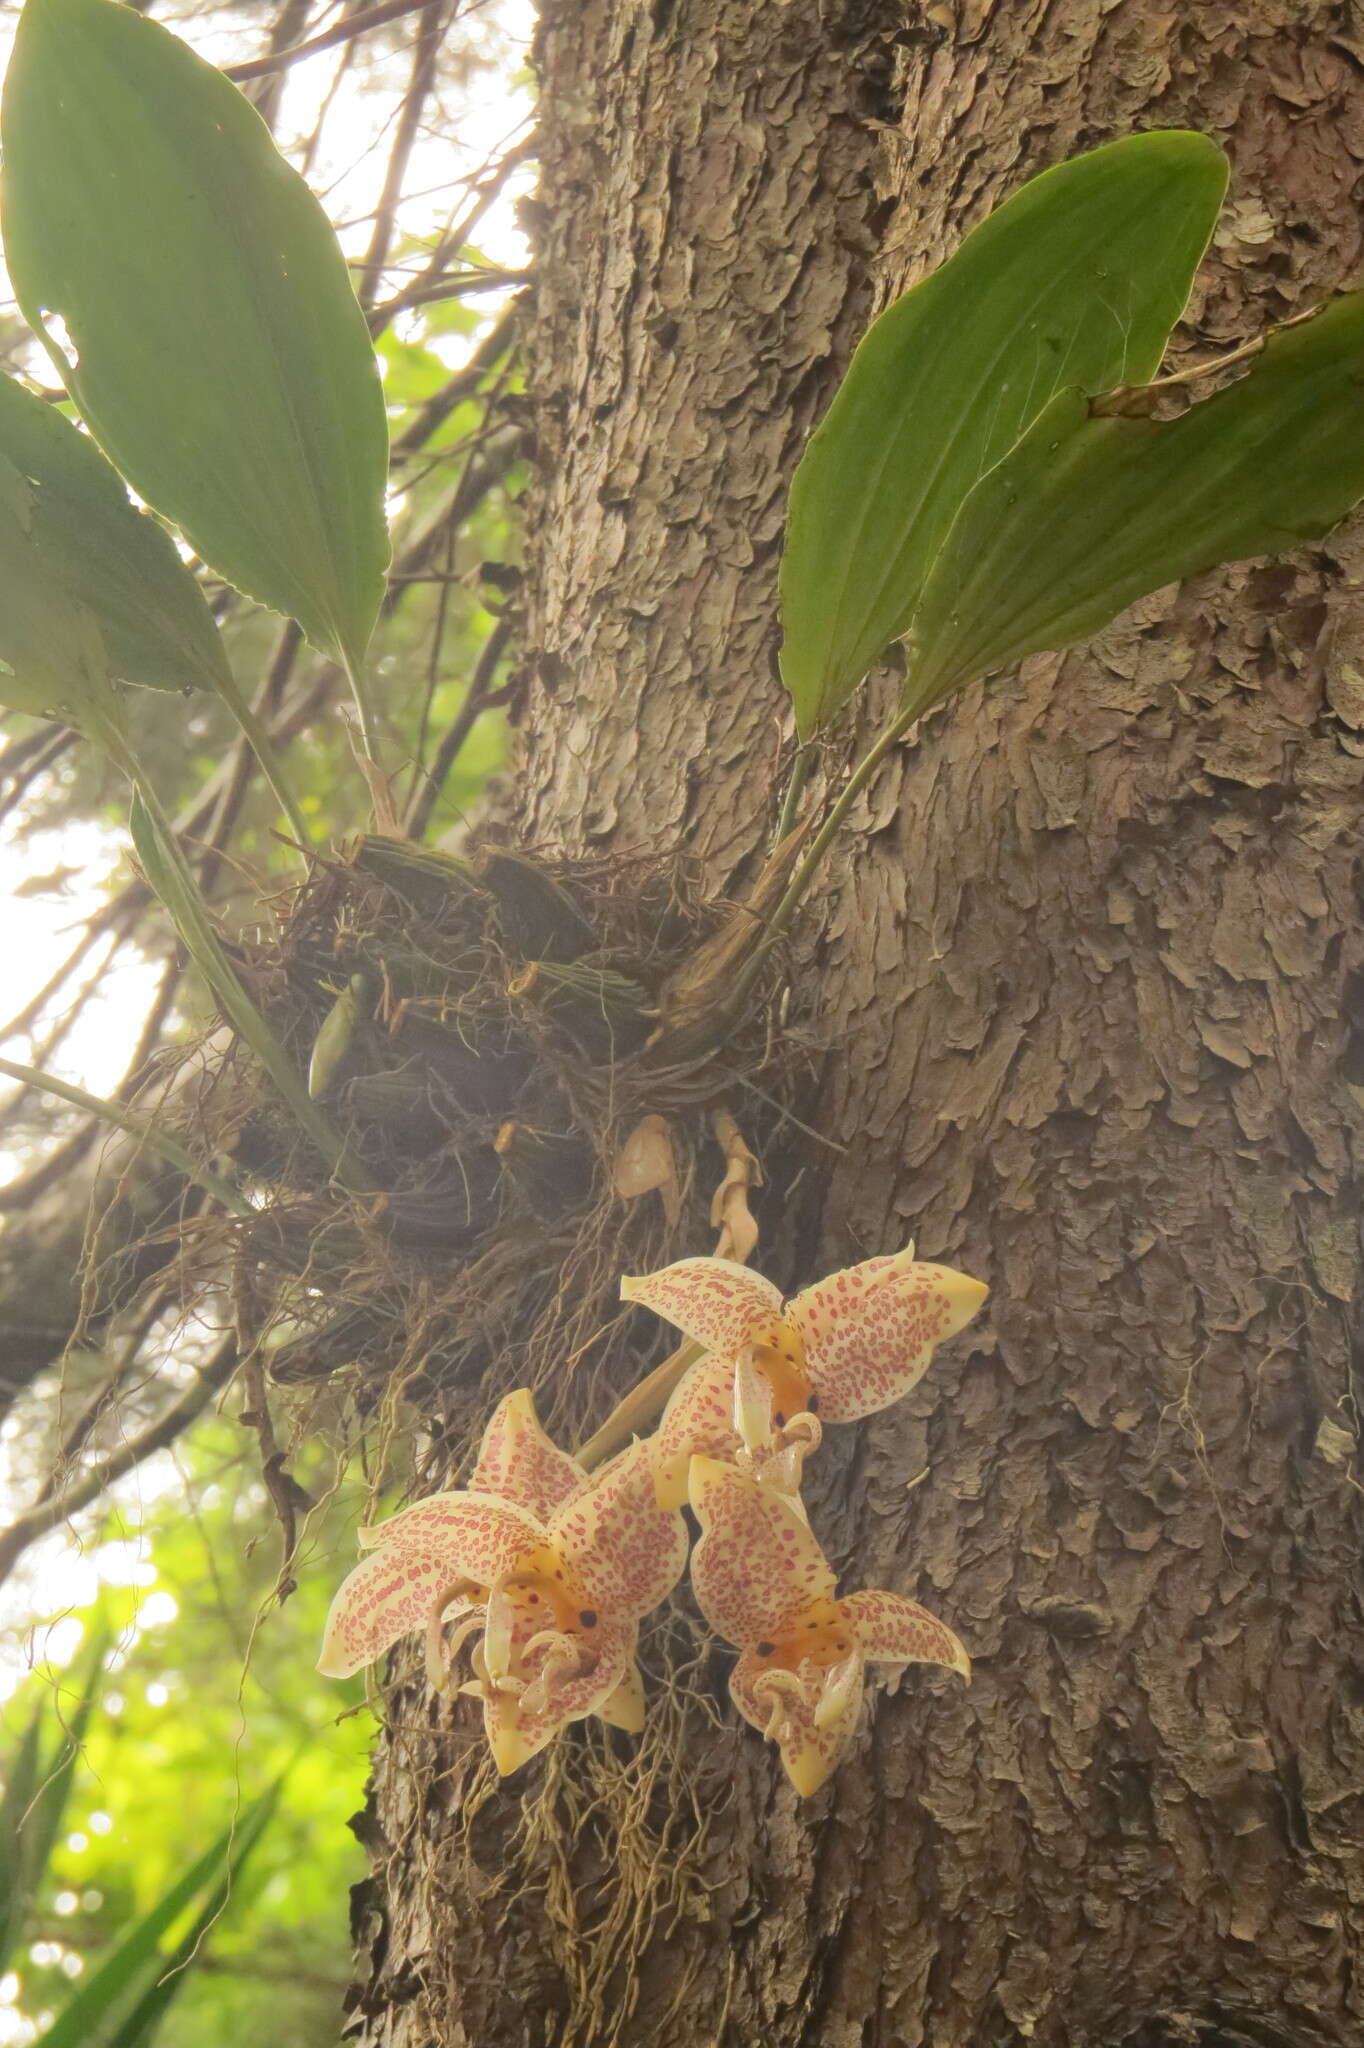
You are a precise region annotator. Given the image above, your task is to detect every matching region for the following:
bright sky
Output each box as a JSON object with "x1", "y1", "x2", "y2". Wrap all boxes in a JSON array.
[{"x1": 0, "y1": 0, "x2": 533, "y2": 1691}]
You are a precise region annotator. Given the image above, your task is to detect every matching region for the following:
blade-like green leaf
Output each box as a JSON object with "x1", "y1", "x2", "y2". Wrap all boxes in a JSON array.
[
  {"x1": 21, "y1": 1633, "x2": 109, "y2": 1926},
  {"x1": 104, "y1": 1785, "x2": 280, "y2": 2048},
  {"x1": 0, "y1": 373, "x2": 311, "y2": 840},
  {"x1": 908, "y1": 294, "x2": 1364, "y2": 705},
  {"x1": 0, "y1": 448, "x2": 114, "y2": 723},
  {"x1": 0, "y1": 374, "x2": 228, "y2": 696},
  {"x1": 779, "y1": 130, "x2": 1229, "y2": 736},
  {"x1": 0, "y1": 1634, "x2": 107, "y2": 1973},
  {"x1": 0, "y1": 1701, "x2": 45, "y2": 1972},
  {"x1": 1, "y1": 0, "x2": 390, "y2": 673},
  {"x1": 40, "y1": 1783, "x2": 280, "y2": 2048}
]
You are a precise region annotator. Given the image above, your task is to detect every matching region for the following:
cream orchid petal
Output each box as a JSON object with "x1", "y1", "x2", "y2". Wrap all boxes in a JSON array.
[
  {"x1": 482, "y1": 1615, "x2": 636, "y2": 1776},
  {"x1": 786, "y1": 1249, "x2": 987, "y2": 1424},
  {"x1": 652, "y1": 1352, "x2": 742, "y2": 1509},
  {"x1": 688, "y1": 1457, "x2": 838, "y2": 1647},
  {"x1": 841, "y1": 1588, "x2": 972, "y2": 1679},
  {"x1": 355, "y1": 1488, "x2": 544, "y2": 1561},
  {"x1": 468, "y1": 1389, "x2": 586, "y2": 1522},
  {"x1": 731, "y1": 1647, "x2": 865, "y2": 1797},
  {"x1": 547, "y1": 1437, "x2": 689, "y2": 1622},
  {"x1": 318, "y1": 1495, "x2": 540, "y2": 1679},
  {"x1": 620, "y1": 1256, "x2": 782, "y2": 1356},
  {"x1": 319, "y1": 1549, "x2": 457, "y2": 1681}
]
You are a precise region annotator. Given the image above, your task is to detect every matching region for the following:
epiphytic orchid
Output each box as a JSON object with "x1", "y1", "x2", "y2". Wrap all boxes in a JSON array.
[
  {"x1": 318, "y1": 1390, "x2": 688, "y2": 1774},
  {"x1": 689, "y1": 1456, "x2": 969, "y2": 1795},
  {"x1": 622, "y1": 1248, "x2": 987, "y2": 1506}
]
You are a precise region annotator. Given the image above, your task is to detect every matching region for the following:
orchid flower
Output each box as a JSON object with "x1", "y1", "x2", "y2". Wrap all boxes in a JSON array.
[
  {"x1": 622, "y1": 1248, "x2": 987, "y2": 1506},
  {"x1": 318, "y1": 1390, "x2": 688, "y2": 1774},
  {"x1": 688, "y1": 1457, "x2": 969, "y2": 1795}
]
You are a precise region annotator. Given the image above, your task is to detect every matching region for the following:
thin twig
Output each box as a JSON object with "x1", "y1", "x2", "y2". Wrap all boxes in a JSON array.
[
  {"x1": 355, "y1": 3, "x2": 448, "y2": 314},
  {"x1": 223, "y1": 0, "x2": 446, "y2": 81},
  {"x1": 404, "y1": 614, "x2": 511, "y2": 839},
  {"x1": 0, "y1": 1337, "x2": 240, "y2": 1593}
]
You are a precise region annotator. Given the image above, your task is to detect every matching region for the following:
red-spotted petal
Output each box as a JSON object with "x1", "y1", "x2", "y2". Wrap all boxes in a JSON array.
[
  {"x1": 354, "y1": 1489, "x2": 542, "y2": 1566},
  {"x1": 729, "y1": 1646, "x2": 865, "y2": 1796},
  {"x1": 467, "y1": 1389, "x2": 586, "y2": 1522},
  {"x1": 786, "y1": 1250, "x2": 987, "y2": 1424},
  {"x1": 547, "y1": 1438, "x2": 689, "y2": 1622},
  {"x1": 482, "y1": 1614, "x2": 636, "y2": 1775},
  {"x1": 688, "y1": 1457, "x2": 837, "y2": 1646},
  {"x1": 620, "y1": 1257, "x2": 781, "y2": 1355},
  {"x1": 319, "y1": 1493, "x2": 541, "y2": 1679},
  {"x1": 652, "y1": 1352, "x2": 742, "y2": 1507},
  {"x1": 841, "y1": 1588, "x2": 971, "y2": 1677}
]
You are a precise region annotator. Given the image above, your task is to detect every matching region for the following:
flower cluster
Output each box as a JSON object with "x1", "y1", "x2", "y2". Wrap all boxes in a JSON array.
[{"x1": 319, "y1": 1247, "x2": 985, "y2": 1794}]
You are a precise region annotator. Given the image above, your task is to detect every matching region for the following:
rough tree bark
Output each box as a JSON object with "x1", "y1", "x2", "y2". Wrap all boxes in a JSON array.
[{"x1": 348, "y1": 5, "x2": 1364, "y2": 2044}]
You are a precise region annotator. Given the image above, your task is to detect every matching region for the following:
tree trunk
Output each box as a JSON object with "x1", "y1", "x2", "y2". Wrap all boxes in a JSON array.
[{"x1": 346, "y1": 5, "x2": 1364, "y2": 2044}]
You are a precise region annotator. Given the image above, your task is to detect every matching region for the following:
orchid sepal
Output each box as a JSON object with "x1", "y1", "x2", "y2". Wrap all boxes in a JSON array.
[{"x1": 688, "y1": 1458, "x2": 970, "y2": 1797}]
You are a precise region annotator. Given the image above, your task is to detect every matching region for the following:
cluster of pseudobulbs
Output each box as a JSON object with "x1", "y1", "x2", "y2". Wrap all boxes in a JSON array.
[{"x1": 318, "y1": 1249, "x2": 986, "y2": 1794}]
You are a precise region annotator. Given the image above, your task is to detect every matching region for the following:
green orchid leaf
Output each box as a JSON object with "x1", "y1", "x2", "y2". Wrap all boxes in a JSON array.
[
  {"x1": 908, "y1": 293, "x2": 1364, "y2": 706},
  {"x1": 779, "y1": 130, "x2": 1229, "y2": 736},
  {"x1": 0, "y1": 446, "x2": 115, "y2": 723},
  {"x1": 1, "y1": 0, "x2": 390, "y2": 673},
  {"x1": 0, "y1": 373, "x2": 228, "y2": 696},
  {"x1": 0, "y1": 373, "x2": 311, "y2": 839}
]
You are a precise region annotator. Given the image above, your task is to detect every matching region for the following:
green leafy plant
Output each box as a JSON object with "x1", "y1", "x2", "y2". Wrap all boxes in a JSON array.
[
  {"x1": 751, "y1": 130, "x2": 1364, "y2": 1000},
  {"x1": 0, "y1": 1641, "x2": 280, "y2": 2048}
]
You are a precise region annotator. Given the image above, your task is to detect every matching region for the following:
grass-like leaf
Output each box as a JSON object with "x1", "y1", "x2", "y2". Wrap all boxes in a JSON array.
[
  {"x1": 0, "y1": 1634, "x2": 107, "y2": 1974},
  {"x1": 779, "y1": 131, "x2": 1228, "y2": 736},
  {"x1": 39, "y1": 1781, "x2": 280, "y2": 2048}
]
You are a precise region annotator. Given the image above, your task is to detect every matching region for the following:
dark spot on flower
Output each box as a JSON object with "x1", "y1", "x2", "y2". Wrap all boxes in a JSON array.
[
  {"x1": 579, "y1": 1609, "x2": 597, "y2": 1629},
  {"x1": 807, "y1": 1393, "x2": 820, "y2": 1413},
  {"x1": 773, "y1": 1410, "x2": 786, "y2": 1427},
  {"x1": 756, "y1": 1641, "x2": 774, "y2": 1657}
]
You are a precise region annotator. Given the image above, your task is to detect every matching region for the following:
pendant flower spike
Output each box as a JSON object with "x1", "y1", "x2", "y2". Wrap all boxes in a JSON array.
[
  {"x1": 318, "y1": 1390, "x2": 688, "y2": 1774},
  {"x1": 622, "y1": 1247, "x2": 987, "y2": 1505},
  {"x1": 689, "y1": 1457, "x2": 970, "y2": 1795}
]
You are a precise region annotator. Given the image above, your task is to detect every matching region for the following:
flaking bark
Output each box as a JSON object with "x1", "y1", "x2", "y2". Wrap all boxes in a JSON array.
[{"x1": 349, "y1": 5, "x2": 1364, "y2": 2044}]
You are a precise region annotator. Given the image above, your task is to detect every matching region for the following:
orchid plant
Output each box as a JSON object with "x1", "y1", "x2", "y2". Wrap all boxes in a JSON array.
[{"x1": 320, "y1": 1245, "x2": 986, "y2": 1794}]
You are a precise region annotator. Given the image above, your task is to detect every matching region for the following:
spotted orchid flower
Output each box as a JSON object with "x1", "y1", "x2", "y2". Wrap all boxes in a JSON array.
[
  {"x1": 318, "y1": 1391, "x2": 688, "y2": 1775},
  {"x1": 689, "y1": 1456, "x2": 969, "y2": 1796},
  {"x1": 622, "y1": 1248, "x2": 987, "y2": 1507}
]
